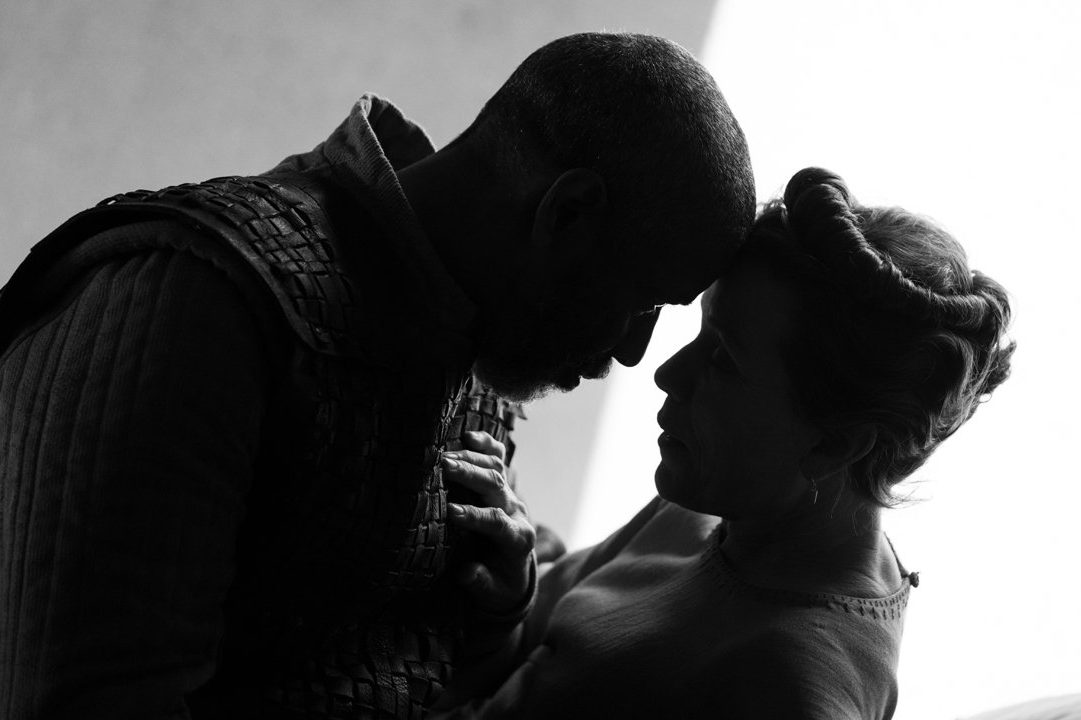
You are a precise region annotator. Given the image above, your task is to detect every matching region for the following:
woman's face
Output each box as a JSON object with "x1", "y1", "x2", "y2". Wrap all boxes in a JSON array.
[{"x1": 654, "y1": 260, "x2": 821, "y2": 520}]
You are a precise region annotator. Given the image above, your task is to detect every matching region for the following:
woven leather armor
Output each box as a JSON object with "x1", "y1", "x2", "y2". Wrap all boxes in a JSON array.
[{"x1": 0, "y1": 175, "x2": 523, "y2": 719}]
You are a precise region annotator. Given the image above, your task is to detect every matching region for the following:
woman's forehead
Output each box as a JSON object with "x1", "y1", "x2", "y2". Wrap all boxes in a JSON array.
[
  {"x1": 700, "y1": 279, "x2": 722, "y2": 311},
  {"x1": 702, "y1": 264, "x2": 798, "y2": 345}
]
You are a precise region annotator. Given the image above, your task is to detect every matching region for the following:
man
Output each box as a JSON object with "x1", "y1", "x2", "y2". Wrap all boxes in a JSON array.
[{"x1": 0, "y1": 32, "x2": 754, "y2": 719}]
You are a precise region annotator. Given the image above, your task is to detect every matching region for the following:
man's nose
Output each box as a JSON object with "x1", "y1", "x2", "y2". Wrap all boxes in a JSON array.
[{"x1": 611, "y1": 308, "x2": 661, "y2": 367}]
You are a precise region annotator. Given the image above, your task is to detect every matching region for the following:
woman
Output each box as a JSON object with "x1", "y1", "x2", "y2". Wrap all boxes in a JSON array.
[{"x1": 435, "y1": 168, "x2": 1015, "y2": 719}]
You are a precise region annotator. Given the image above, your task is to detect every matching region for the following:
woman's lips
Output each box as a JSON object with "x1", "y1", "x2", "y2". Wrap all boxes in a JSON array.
[
  {"x1": 657, "y1": 430, "x2": 684, "y2": 449},
  {"x1": 657, "y1": 406, "x2": 686, "y2": 450}
]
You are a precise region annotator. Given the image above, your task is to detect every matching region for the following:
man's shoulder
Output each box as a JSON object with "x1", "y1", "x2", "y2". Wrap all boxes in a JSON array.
[
  {"x1": 0, "y1": 172, "x2": 442, "y2": 366},
  {"x1": 0, "y1": 216, "x2": 286, "y2": 356},
  {"x1": 80, "y1": 175, "x2": 378, "y2": 358}
]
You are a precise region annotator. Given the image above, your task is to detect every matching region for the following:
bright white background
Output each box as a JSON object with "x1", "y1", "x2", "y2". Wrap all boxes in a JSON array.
[{"x1": 573, "y1": 2, "x2": 1081, "y2": 718}]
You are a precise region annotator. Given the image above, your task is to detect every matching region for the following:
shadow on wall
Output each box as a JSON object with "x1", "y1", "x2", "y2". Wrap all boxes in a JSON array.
[{"x1": 0, "y1": 0, "x2": 720, "y2": 542}]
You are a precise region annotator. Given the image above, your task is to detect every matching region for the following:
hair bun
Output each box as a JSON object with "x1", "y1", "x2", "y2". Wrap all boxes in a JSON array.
[
  {"x1": 746, "y1": 168, "x2": 1015, "y2": 508},
  {"x1": 782, "y1": 168, "x2": 873, "y2": 276},
  {"x1": 780, "y1": 167, "x2": 996, "y2": 334},
  {"x1": 783, "y1": 167, "x2": 854, "y2": 215}
]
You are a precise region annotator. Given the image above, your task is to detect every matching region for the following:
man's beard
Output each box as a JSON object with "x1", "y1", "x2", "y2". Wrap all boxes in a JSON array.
[
  {"x1": 472, "y1": 292, "x2": 616, "y2": 402},
  {"x1": 475, "y1": 347, "x2": 612, "y2": 402}
]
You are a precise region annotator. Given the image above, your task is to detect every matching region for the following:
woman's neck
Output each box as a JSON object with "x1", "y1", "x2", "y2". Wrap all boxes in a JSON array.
[{"x1": 719, "y1": 501, "x2": 903, "y2": 599}]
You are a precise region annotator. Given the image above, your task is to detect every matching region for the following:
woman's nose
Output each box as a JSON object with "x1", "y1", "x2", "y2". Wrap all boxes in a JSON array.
[{"x1": 654, "y1": 340, "x2": 695, "y2": 400}]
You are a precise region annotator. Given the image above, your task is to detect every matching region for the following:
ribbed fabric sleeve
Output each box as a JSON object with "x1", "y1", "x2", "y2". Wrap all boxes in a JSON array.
[{"x1": 0, "y1": 247, "x2": 269, "y2": 719}]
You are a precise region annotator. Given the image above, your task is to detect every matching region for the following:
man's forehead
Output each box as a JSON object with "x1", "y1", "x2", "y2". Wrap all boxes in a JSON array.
[
  {"x1": 628, "y1": 237, "x2": 729, "y2": 305},
  {"x1": 642, "y1": 267, "x2": 718, "y2": 306},
  {"x1": 626, "y1": 278, "x2": 692, "y2": 308}
]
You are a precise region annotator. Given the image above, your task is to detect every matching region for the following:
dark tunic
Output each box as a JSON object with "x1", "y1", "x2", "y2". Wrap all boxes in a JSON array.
[{"x1": 0, "y1": 95, "x2": 521, "y2": 719}]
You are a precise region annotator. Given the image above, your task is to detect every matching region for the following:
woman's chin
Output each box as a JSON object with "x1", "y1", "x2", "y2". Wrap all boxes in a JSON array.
[
  {"x1": 655, "y1": 460, "x2": 726, "y2": 517},
  {"x1": 654, "y1": 461, "x2": 688, "y2": 504}
]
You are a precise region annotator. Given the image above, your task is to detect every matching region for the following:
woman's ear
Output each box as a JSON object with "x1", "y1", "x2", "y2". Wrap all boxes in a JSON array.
[
  {"x1": 530, "y1": 168, "x2": 608, "y2": 254},
  {"x1": 800, "y1": 425, "x2": 878, "y2": 482}
]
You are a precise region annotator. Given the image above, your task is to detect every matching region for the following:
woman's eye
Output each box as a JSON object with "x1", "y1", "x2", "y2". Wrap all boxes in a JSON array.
[{"x1": 710, "y1": 345, "x2": 738, "y2": 372}]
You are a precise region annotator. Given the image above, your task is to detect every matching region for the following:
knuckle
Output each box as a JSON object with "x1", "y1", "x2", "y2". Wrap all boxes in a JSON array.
[
  {"x1": 520, "y1": 524, "x2": 537, "y2": 551},
  {"x1": 449, "y1": 503, "x2": 472, "y2": 523},
  {"x1": 466, "y1": 430, "x2": 493, "y2": 449},
  {"x1": 487, "y1": 468, "x2": 506, "y2": 490},
  {"x1": 494, "y1": 508, "x2": 514, "y2": 531}
]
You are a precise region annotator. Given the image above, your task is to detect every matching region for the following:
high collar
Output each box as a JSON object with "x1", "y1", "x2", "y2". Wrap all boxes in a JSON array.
[{"x1": 267, "y1": 94, "x2": 477, "y2": 343}]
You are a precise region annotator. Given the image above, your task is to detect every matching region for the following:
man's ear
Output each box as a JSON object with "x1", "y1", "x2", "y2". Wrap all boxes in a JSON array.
[
  {"x1": 800, "y1": 425, "x2": 878, "y2": 482},
  {"x1": 531, "y1": 168, "x2": 608, "y2": 253}
]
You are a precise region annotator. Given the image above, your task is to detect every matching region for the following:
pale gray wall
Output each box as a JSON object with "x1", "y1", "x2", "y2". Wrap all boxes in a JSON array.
[{"x1": 0, "y1": 0, "x2": 718, "y2": 541}]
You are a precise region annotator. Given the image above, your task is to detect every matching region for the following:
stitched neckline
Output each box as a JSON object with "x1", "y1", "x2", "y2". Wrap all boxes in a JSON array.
[{"x1": 700, "y1": 524, "x2": 913, "y2": 616}]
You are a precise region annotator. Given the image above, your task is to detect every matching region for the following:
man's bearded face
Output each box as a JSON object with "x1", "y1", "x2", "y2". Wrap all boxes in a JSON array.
[{"x1": 472, "y1": 278, "x2": 629, "y2": 401}]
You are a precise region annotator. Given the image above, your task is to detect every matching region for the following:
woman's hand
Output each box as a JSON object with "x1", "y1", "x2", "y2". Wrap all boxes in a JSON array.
[{"x1": 442, "y1": 430, "x2": 537, "y2": 615}]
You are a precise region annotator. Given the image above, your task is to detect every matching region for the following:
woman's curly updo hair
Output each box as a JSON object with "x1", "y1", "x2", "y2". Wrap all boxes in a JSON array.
[{"x1": 744, "y1": 168, "x2": 1015, "y2": 508}]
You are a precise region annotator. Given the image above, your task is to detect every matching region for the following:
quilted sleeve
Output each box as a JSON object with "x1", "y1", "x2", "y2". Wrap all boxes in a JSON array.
[{"x1": 0, "y1": 246, "x2": 272, "y2": 719}]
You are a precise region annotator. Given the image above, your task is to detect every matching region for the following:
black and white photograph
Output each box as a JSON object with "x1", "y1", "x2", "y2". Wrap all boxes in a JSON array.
[{"x1": 1, "y1": 2, "x2": 1077, "y2": 718}]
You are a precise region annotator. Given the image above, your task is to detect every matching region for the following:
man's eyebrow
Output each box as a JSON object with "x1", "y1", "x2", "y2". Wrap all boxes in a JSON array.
[
  {"x1": 644, "y1": 283, "x2": 702, "y2": 308},
  {"x1": 639, "y1": 281, "x2": 665, "y2": 304}
]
